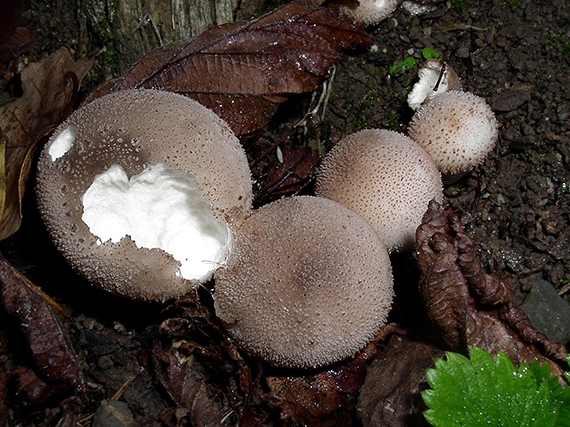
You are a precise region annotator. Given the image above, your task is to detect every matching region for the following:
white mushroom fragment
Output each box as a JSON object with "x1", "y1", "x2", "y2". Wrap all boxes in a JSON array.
[
  {"x1": 315, "y1": 129, "x2": 443, "y2": 252},
  {"x1": 214, "y1": 196, "x2": 393, "y2": 369},
  {"x1": 340, "y1": 0, "x2": 398, "y2": 26},
  {"x1": 407, "y1": 59, "x2": 462, "y2": 111},
  {"x1": 36, "y1": 89, "x2": 253, "y2": 301},
  {"x1": 407, "y1": 90, "x2": 499, "y2": 175}
]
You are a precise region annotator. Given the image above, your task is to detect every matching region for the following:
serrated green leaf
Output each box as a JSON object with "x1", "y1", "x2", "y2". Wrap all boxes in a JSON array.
[{"x1": 422, "y1": 346, "x2": 562, "y2": 427}]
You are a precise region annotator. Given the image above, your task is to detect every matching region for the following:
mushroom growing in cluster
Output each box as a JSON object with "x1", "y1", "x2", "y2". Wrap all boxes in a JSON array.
[
  {"x1": 315, "y1": 129, "x2": 443, "y2": 252},
  {"x1": 36, "y1": 89, "x2": 253, "y2": 301},
  {"x1": 407, "y1": 90, "x2": 499, "y2": 175},
  {"x1": 214, "y1": 196, "x2": 394, "y2": 369}
]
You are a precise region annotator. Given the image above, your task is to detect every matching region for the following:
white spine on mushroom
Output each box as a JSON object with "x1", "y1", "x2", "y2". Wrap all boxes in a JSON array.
[
  {"x1": 81, "y1": 162, "x2": 231, "y2": 282},
  {"x1": 48, "y1": 125, "x2": 77, "y2": 161}
]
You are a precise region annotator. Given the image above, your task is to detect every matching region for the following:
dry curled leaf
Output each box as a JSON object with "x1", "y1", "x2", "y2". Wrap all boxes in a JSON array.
[
  {"x1": 111, "y1": 0, "x2": 372, "y2": 135},
  {"x1": 0, "y1": 254, "x2": 86, "y2": 400},
  {"x1": 0, "y1": 46, "x2": 93, "y2": 240},
  {"x1": 416, "y1": 200, "x2": 568, "y2": 370}
]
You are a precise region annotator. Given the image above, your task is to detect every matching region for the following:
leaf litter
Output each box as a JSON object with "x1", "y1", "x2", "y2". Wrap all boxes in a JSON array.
[{"x1": 1, "y1": 0, "x2": 569, "y2": 425}]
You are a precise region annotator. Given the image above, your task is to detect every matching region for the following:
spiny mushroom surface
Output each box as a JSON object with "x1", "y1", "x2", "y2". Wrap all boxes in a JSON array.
[
  {"x1": 407, "y1": 90, "x2": 498, "y2": 175},
  {"x1": 315, "y1": 129, "x2": 443, "y2": 252},
  {"x1": 36, "y1": 89, "x2": 253, "y2": 301},
  {"x1": 340, "y1": 0, "x2": 398, "y2": 26},
  {"x1": 214, "y1": 196, "x2": 393, "y2": 369}
]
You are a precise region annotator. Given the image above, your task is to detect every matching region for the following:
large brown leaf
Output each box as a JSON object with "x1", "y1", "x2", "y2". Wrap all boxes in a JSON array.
[
  {"x1": 113, "y1": 0, "x2": 372, "y2": 135},
  {"x1": 0, "y1": 46, "x2": 93, "y2": 240}
]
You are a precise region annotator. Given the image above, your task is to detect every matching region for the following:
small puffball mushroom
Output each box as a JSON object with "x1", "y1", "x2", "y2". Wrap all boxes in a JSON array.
[
  {"x1": 315, "y1": 129, "x2": 443, "y2": 252},
  {"x1": 407, "y1": 59, "x2": 462, "y2": 111},
  {"x1": 36, "y1": 89, "x2": 253, "y2": 301},
  {"x1": 340, "y1": 0, "x2": 398, "y2": 26},
  {"x1": 214, "y1": 196, "x2": 393, "y2": 369},
  {"x1": 407, "y1": 90, "x2": 499, "y2": 175}
]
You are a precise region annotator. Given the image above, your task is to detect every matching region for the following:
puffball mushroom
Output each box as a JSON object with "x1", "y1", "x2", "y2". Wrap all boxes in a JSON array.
[
  {"x1": 214, "y1": 196, "x2": 393, "y2": 369},
  {"x1": 340, "y1": 0, "x2": 398, "y2": 26},
  {"x1": 315, "y1": 129, "x2": 443, "y2": 252},
  {"x1": 407, "y1": 59, "x2": 462, "y2": 111},
  {"x1": 407, "y1": 90, "x2": 499, "y2": 175},
  {"x1": 36, "y1": 89, "x2": 253, "y2": 301}
]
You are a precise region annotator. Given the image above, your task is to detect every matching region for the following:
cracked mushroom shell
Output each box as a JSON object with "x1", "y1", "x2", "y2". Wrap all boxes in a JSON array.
[{"x1": 36, "y1": 89, "x2": 253, "y2": 301}]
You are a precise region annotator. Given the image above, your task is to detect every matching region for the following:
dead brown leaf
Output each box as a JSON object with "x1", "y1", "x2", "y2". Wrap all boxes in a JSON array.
[
  {"x1": 357, "y1": 335, "x2": 444, "y2": 427},
  {"x1": 0, "y1": 0, "x2": 36, "y2": 92},
  {"x1": 264, "y1": 341, "x2": 376, "y2": 427},
  {"x1": 0, "y1": 254, "x2": 86, "y2": 400},
  {"x1": 0, "y1": 46, "x2": 93, "y2": 240},
  {"x1": 0, "y1": 331, "x2": 7, "y2": 427},
  {"x1": 111, "y1": 0, "x2": 372, "y2": 135},
  {"x1": 416, "y1": 200, "x2": 568, "y2": 371},
  {"x1": 154, "y1": 344, "x2": 231, "y2": 426},
  {"x1": 255, "y1": 146, "x2": 320, "y2": 204},
  {"x1": 155, "y1": 293, "x2": 270, "y2": 427}
]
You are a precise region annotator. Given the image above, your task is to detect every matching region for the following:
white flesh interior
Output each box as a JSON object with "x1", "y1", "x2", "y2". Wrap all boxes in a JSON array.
[
  {"x1": 48, "y1": 125, "x2": 77, "y2": 161},
  {"x1": 81, "y1": 162, "x2": 231, "y2": 282},
  {"x1": 407, "y1": 65, "x2": 450, "y2": 110}
]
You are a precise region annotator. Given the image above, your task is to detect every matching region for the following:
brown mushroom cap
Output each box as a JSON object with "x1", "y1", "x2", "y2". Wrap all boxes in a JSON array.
[
  {"x1": 315, "y1": 129, "x2": 443, "y2": 252},
  {"x1": 36, "y1": 89, "x2": 253, "y2": 301},
  {"x1": 214, "y1": 196, "x2": 393, "y2": 369},
  {"x1": 407, "y1": 90, "x2": 499, "y2": 175}
]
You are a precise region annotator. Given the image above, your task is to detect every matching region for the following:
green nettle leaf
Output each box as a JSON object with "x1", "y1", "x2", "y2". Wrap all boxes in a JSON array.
[{"x1": 422, "y1": 347, "x2": 570, "y2": 427}]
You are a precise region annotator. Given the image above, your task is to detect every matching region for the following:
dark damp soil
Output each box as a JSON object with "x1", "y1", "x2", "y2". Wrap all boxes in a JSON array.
[{"x1": 2, "y1": 0, "x2": 570, "y2": 426}]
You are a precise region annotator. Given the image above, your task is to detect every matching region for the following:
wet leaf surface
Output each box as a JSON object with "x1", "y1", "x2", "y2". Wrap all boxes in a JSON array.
[
  {"x1": 0, "y1": 254, "x2": 86, "y2": 401},
  {"x1": 0, "y1": 46, "x2": 92, "y2": 240},
  {"x1": 111, "y1": 0, "x2": 372, "y2": 135}
]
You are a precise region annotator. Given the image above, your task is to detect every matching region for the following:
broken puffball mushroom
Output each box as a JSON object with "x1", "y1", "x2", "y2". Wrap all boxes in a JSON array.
[
  {"x1": 36, "y1": 89, "x2": 253, "y2": 302},
  {"x1": 407, "y1": 90, "x2": 499, "y2": 175},
  {"x1": 340, "y1": 0, "x2": 398, "y2": 26},
  {"x1": 407, "y1": 59, "x2": 462, "y2": 111},
  {"x1": 315, "y1": 129, "x2": 443, "y2": 252},
  {"x1": 214, "y1": 196, "x2": 394, "y2": 369}
]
